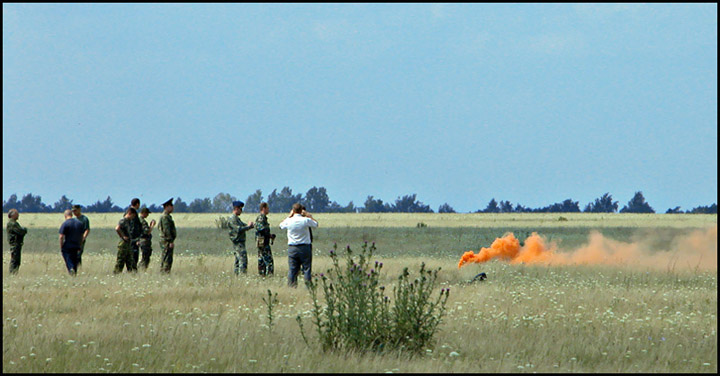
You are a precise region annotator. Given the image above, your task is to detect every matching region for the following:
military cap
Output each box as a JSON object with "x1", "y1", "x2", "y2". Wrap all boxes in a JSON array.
[
  {"x1": 232, "y1": 200, "x2": 244, "y2": 208},
  {"x1": 72, "y1": 204, "x2": 82, "y2": 210},
  {"x1": 162, "y1": 198, "x2": 174, "y2": 207},
  {"x1": 140, "y1": 207, "x2": 151, "y2": 214}
]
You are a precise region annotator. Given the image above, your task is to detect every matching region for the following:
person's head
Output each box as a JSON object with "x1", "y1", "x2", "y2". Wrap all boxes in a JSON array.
[
  {"x1": 130, "y1": 198, "x2": 140, "y2": 209},
  {"x1": 140, "y1": 207, "x2": 150, "y2": 218},
  {"x1": 71, "y1": 204, "x2": 82, "y2": 217},
  {"x1": 125, "y1": 207, "x2": 137, "y2": 219},
  {"x1": 63, "y1": 209, "x2": 73, "y2": 219},
  {"x1": 8, "y1": 208, "x2": 19, "y2": 220},
  {"x1": 259, "y1": 202, "x2": 269, "y2": 215},
  {"x1": 232, "y1": 201, "x2": 244, "y2": 215},
  {"x1": 292, "y1": 203, "x2": 303, "y2": 214},
  {"x1": 162, "y1": 198, "x2": 174, "y2": 213}
]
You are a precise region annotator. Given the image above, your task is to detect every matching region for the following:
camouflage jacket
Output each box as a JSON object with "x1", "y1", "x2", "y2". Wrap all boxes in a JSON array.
[
  {"x1": 6, "y1": 219, "x2": 27, "y2": 246},
  {"x1": 139, "y1": 217, "x2": 152, "y2": 240},
  {"x1": 255, "y1": 213, "x2": 270, "y2": 237},
  {"x1": 117, "y1": 217, "x2": 132, "y2": 244},
  {"x1": 228, "y1": 214, "x2": 252, "y2": 244},
  {"x1": 158, "y1": 213, "x2": 176, "y2": 243}
]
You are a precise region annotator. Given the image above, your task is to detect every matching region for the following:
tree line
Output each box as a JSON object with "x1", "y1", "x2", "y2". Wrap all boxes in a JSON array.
[{"x1": 2, "y1": 189, "x2": 717, "y2": 214}]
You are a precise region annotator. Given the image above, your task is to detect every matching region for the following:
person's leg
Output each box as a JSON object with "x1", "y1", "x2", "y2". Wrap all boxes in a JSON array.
[
  {"x1": 62, "y1": 250, "x2": 78, "y2": 275},
  {"x1": 130, "y1": 242, "x2": 140, "y2": 270},
  {"x1": 114, "y1": 243, "x2": 126, "y2": 274},
  {"x1": 140, "y1": 243, "x2": 152, "y2": 270},
  {"x1": 300, "y1": 244, "x2": 313, "y2": 284},
  {"x1": 264, "y1": 245, "x2": 274, "y2": 276},
  {"x1": 77, "y1": 241, "x2": 85, "y2": 269},
  {"x1": 287, "y1": 246, "x2": 300, "y2": 287},
  {"x1": 160, "y1": 242, "x2": 171, "y2": 273},
  {"x1": 9, "y1": 245, "x2": 21, "y2": 274},
  {"x1": 257, "y1": 237, "x2": 266, "y2": 275}
]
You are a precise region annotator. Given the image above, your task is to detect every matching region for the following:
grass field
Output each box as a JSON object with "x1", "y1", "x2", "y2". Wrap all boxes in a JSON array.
[{"x1": 3, "y1": 213, "x2": 717, "y2": 372}]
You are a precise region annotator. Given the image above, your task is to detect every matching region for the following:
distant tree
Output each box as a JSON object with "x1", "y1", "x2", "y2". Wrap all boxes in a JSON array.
[
  {"x1": 665, "y1": 206, "x2": 683, "y2": 214},
  {"x1": 619, "y1": 191, "x2": 655, "y2": 213},
  {"x1": 303, "y1": 186, "x2": 330, "y2": 212},
  {"x1": 244, "y1": 190, "x2": 263, "y2": 213},
  {"x1": 481, "y1": 198, "x2": 500, "y2": 213},
  {"x1": 327, "y1": 200, "x2": 357, "y2": 213},
  {"x1": 536, "y1": 199, "x2": 581, "y2": 213},
  {"x1": 148, "y1": 203, "x2": 164, "y2": 213},
  {"x1": 18, "y1": 193, "x2": 52, "y2": 212},
  {"x1": 52, "y1": 195, "x2": 74, "y2": 212},
  {"x1": 268, "y1": 187, "x2": 302, "y2": 213},
  {"x1": 3, "y1": 194, "x2": 19, "y2": 212},
  {"x1": 212, "y1": 192, "x2": 237, "y2": 213},
  {"x1": 173, "y1": 197, "x2": 189, "y2": 213},
  {"x1": 392, "y1": 194, "x2": 433, "y2": 213},
  {"x1": 438, "y1": 203, "x2": 456, "y2": 213},
  {"x1": 687, "y1": 203, "x2": 717, "y2": 214},
  {"x1": 86, "y1": 196, "x2": 122, "y2": 212},
  {"x1": 362, "y1": 196, "x2": 391, "y2": 213},
  {"x1": 499, "y1": 200, "x2": 514, "y2": 213},
  {"x1": 188, "y1": 198, "x2": 213, "y2": 213},
  {"x1": 514, "y1": 203, "x2": 531, "y2": 213},
  {"x1": 583, "y1": 193, "x2": 618, "y2": 213}
]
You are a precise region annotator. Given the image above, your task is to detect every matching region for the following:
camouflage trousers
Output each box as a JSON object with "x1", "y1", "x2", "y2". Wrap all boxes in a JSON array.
[
  {"x1": 9, "y1": 244, "x2": 22, "y2": 274},
  {"x1": 233, "y1": 242, "x2": 247, "y2": 275},
  {"x1": 160, "y1": 241, "x2": 174, "y2": 274},
  {"x1": 256, "y1": 237, "x2": 274, "y2": 276},
  {"x1": 138, "y1": 239, "x2": 152, "y2": 270},
  {"x1": 114, "y1": 240, "x2": 136, "y2": 273}
]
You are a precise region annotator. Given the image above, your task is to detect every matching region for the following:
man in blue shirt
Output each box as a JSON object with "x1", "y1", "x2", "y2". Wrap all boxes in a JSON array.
[{"x1": 59, "y1": 209, "x2": 85, "y2": 275}]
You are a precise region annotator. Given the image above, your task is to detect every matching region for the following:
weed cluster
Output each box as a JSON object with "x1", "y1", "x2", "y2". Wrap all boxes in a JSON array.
[
  {"x1": 215, "y1": 216, "x2": 230, "y2": 230},
  {"x1": 299, "y1": 242, "x2": 450, "y2": 355}
]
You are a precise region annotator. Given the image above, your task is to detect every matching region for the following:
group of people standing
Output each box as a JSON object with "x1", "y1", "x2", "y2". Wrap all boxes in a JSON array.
[
  {"x1": 5, "y1": 197, "x2": 319, "y2": 287},
  {"x1": 226, "y1": 200, "x2": 318, "y2": 287}
]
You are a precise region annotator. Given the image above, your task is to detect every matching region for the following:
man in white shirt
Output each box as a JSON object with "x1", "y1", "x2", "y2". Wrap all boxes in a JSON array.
[{"x1": 279, "y1": 203, "x2": 318, "y2": 287}]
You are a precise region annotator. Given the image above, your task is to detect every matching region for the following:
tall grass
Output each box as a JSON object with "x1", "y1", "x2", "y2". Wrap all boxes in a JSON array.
[{"x1": 2, "y1": 252, "x2": 716, "y2": 373}]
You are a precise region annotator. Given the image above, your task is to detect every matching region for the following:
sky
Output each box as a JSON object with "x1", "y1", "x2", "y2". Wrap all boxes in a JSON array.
[{"x1": 2, "y1": 3, "x2": 717, "y2": 212}]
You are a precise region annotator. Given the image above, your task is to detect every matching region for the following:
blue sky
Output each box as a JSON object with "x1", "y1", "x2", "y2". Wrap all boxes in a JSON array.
[{"x1": 3, "y1": 4, "x2": 717, "y2": 212}]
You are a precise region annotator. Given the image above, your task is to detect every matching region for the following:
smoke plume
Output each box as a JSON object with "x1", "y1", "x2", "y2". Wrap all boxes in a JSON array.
[{"x1": 458, "y1": 226, "x2": 717, "y2": 271}]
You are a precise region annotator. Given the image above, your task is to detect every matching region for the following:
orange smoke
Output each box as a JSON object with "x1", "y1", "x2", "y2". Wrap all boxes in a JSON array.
[
  {"x1": 458, "y1": 232, "x2": 555, "y2": 268},
  {"x1": 458, "y1": 226, "x2": 717, "y2": 271}
]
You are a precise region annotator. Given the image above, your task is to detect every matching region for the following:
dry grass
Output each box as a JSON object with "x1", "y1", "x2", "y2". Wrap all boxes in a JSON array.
[
  {"x1": 3, "y1": 252, "x2": 716, "y2": 373},
  {"x1": 4, "y1": 212, "x2": 716, "y2": 229}
]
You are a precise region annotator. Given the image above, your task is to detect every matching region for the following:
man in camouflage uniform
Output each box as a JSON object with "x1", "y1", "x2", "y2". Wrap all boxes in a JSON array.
[
  {"x1": 158, "y1": 198, "x2": 177, "y2": 274},
  {"x1": 128, "y1": 198, "x2": 143, "y2": 270},
  {"x1": 228, "y1": 200, "x2": 254, "y2": 275},
  {"x1": 255, "y1": 202, "x2": 274, "y2": 276},
  {"x1": 71, "y1": 205, "x2": 90, "y2": 268},
  {"x1": 114, "y1": 207, "x2": 137, "y2": 274},
  {"x1": 6, "y1": 209, "x2": 28, "y2": 274},
  {"x1": 138, "y1": 207, "x2": 156, "y2": 270}
]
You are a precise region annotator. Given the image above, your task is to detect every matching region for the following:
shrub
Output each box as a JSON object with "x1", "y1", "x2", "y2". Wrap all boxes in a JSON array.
[
  {"x1": 215, "y1": 216, "x2": 230, "y2": 230},
  {"x1": 298, "y1": 242, "x2": 450, "y2": 355}
]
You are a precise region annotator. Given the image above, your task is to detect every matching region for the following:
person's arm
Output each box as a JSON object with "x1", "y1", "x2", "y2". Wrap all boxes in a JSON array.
[
  {"x1": 149, "y1": 219, "x2": 156, "y2": 233},
  {"x1": 241, "y1": 221, "x2": 255, "y2": 232},
  {"x1": 59, "y1": 234, "x2": 65, "y2": 249},
  {"x1": 305, "y1": 214, "x2": 318, "y2": 227},
  {"x1": 116, "y1": 224, "x2": 129, "y2": 241},
  {"x1": 83, "y1": 229, "x2": 90, "y2": 242},
  {"x1": 279, "y1": 217, "x2": 289, "y2": 230}
]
